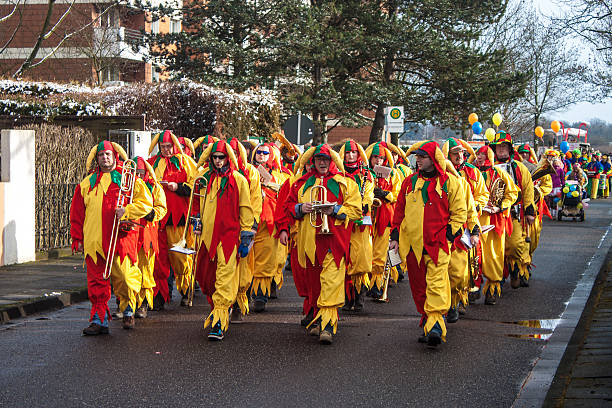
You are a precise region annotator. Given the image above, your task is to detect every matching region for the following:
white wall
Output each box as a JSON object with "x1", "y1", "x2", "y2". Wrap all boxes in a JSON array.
[{"x1": 0, "y1": 129, "x2": 35, "y2": 265}]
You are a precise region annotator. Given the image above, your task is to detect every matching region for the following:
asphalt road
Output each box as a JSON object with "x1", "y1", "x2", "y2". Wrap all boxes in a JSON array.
[{"x1": 1, "y1": 200, "x2": 611, "y2": 408}]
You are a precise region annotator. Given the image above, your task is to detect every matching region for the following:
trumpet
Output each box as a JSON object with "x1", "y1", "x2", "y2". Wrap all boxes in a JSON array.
[
  {"x1": 103, "y1": 159, "x2": 137, "y2": 280},
  {"x1": 375, "y1": 254, "x2": 392, "y2": 303},
  {"x1": 170, "y1": 175, "x2": 207, "y2": 307},
  {"x1": 309, "y1": 184, "x2": 333, "y2": 234}
]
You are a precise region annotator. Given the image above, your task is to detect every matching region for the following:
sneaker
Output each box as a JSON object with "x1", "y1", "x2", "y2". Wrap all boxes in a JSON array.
[
  {"x1": 468, "y1": 288, "x2": 481, "y2": 304},
  {"x1": 484, "y1": 291, "x2": 496, "y2": 305},
  {"x1": 447, "y1": 307, "x2": 459, "y2": 324},
  {"x1": 207, "y1": 323, "x2": 224, "y2": 341},
  {"x1": 135, "y1": 305, "x2": 148, "y2": 319},
  {"x1": 122, "y1": 315, "x2": 135, "y2": 330},
  {"x1": 230, "y1": 306, "x2": 244, "y2": 323},
  {"x1": 112, "y1": 308, "x2": 123, "y2": 319},
  {"x1": 342, "y1": 296, "x2": 354, "y2": 312},
  {"x1": 457, "y1": 302, "x2": 467, "y2": 315},
  {"x1": 253, "y1": 299, "x2": 266, "y2": 313},
  {"x1": 300, "y1": 309, "x2": 314, "y2": 327},
  {"x1": 520, "y1": 275, "x2": 529, "y2": 287},
  {"x1": 82, "y1": 323, "x2": 109, "y2": 336},
  {"x1": 269, "y1": 282, "x2": 278, "y2": 299},
  {"x1": 427, "y1": 322, "x2": 442, "y2": 348},
  {"x1": 180, "y1": 294, "x2": 189, "y2": 307},
  {"x1": 417, "y1": 333, "x2": 428, "y2": 343},
  {"x1": 308, "y1": 323, "x2": 320, "y2": 336},
  {"x1": 319, "y1": 329, "x2": 333, "y2": 345}
]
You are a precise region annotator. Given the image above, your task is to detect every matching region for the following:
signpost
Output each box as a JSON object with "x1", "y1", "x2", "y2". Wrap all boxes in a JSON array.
[
  {"x1": 385, "y1": 106, "x2": 404, "y2": 134},
  {"x1": 283, "y1": 113, "x2": 314, "y2": 145}
]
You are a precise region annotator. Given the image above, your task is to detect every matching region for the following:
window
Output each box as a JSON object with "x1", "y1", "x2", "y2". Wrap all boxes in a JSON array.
[
  {"x1": 170, "y1": 19, "x2": 181, "y2": 33},
  {"x1": 151, "y1": 20, "x2": 159, "y2": 34}
]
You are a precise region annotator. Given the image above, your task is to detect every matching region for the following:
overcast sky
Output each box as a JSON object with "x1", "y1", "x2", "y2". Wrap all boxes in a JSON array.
[{"x1": 535, "y1": 0, "x2": 611, "y2": 124}]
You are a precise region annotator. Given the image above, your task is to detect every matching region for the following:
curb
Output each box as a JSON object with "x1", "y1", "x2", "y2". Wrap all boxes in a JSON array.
[
  {"x1": 512, "y1": 221, "x2": 612, "y2": 408},
  {"x1": 0, "y1": 288, "x2": 88, "y2": 324}
]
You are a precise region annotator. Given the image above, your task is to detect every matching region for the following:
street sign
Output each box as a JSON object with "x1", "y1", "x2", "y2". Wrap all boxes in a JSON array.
[
  {"x1": 283, "y1": 113, "x2": 314, "y2": 145},
  {"x1": 385, "y1": 106, "x2": 404, "y2": 133}
]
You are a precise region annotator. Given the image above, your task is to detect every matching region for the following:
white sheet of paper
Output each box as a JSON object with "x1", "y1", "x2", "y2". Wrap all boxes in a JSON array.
[
  {"x1": 460, "y1": 228, "x2": 473, "y2": 249},
  {"x1": 388, "y1": 248, "x2": 402, "y2": 267},
  {"x1": 373, "y1": 165, "x2": 392, "y2": 179},
  {"x1": 257, "y1": 164, "x2": 272, "y2": 184},
  {"x1": 481, "y1": 224, "x2": 495, "y2": 234}
]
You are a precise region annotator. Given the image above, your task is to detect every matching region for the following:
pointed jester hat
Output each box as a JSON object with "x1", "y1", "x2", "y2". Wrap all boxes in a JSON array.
[
  {"x1": 177, "y1": 137, "x2": 195, "y2": 158},
  {"x1": 442, "y1": 137, "x2": 476, "y2": 161},
  {"x1": 405, "y1": 140, "x2": 447, "y2": 175},
  {"x1": 517, "y1": 143, "x2": 537, "y2": 164},
  {"x1": 86, "y1": 141, "x2": 128, "y2": 171},
  {"x1": 193, "y1": 134, "x2": 219, "y2": 150},
  {"x1": 365, "y1": 141, "x2": 395, "y2": 167},
  {"x1": 380, "y1": 141, "x2": 408, "y2": 164},
  {"x1": 197, "y1": 139, "x2": 239, "y2": 170},
  {"x1": 133, "y1": 156, "x2": 157, "y2": 181},
  {"x1": 338, "y1": 139, "x2": 368, "y2": 165},
  {"x1": 470, "y1": 145, "x2": 495, "y2": 167},
  {"x1": 301, "y1": 144, "x2": 345, "y2": 174},
  {"x1": 149, "y1": 130, "x2": 183, "y2": 156}
]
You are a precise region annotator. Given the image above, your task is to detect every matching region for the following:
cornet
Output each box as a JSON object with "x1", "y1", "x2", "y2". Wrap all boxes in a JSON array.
[
  {"x1": 309, "y1": 184, "x2": 335, "y2": 235},
  {"x1": 103, "y1": 159, "x2": 137, "y2": 280}
]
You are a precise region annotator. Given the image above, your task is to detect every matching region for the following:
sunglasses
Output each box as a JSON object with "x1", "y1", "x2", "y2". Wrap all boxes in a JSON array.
[
  {"x1": 212, "y1": 154, "x2": 226, "y2": 160},
  {"x1": 256, "y1": 150, "x2": 270, "y2": 155}
]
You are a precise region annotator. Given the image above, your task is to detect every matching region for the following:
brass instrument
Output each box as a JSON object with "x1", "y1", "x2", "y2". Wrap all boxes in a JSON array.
[
  {"x1": 170, "y1": 176, "x2": 207, "y2": 307},
  {"x1": 104, "y1": 159, "x2": 137, "y2": 280},
  {"x1": 375, "y1": 255, "x2": 392, "y2": 303},
  {"x1": 309, "y1": 184, "x2": 334, "y2": 234},
  {"x1": 531, "y1": 158, "x2": 556, "y2": 204},
  {"x1": 467, "y1": 246, "x2": 480, "y2": 289},
  {"x1": 371, "y1": 197, "x2": 382, "y2": 221},
  {"x1": 270, "y1": 131, "x2": 300, "y2": 157},
  {"x1": 484, "y1": 177, "x2": 506, "y2": 212}
]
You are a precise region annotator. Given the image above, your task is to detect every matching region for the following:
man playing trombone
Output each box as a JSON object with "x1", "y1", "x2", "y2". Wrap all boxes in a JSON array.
[{"x1": 70, "y1": 141, "x2": 153, "y2": 335}]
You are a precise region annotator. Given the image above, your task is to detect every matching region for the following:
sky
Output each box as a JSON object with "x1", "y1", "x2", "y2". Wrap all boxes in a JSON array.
[{"x1": 535, "y1": 0, "x2": 611, "y2": 124}]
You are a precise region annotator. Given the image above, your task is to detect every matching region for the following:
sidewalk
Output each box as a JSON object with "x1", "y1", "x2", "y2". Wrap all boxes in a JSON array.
[
  {"x1": 0, "y1": 254, "x2": 86, "y2": 323},
  {"x1": 544, "y1": 260, "x2": 612, "y2": 407}
]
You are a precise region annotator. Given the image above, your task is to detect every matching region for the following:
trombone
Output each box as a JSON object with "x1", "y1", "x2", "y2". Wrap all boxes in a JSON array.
[
  {"x1": 309, "y1": 184, "x2": 335, "y2": 234},
  {"x1": 170, "y1": 175, "x2": 208, "y2": 307},
  {"x1": 103, "y1": 159, "x2": 137, "y2": 280}
]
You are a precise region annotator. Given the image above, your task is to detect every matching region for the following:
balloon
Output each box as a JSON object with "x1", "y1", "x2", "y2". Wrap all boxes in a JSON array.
[
  {"x1": 468, "y1": 113, "x2": 478, "y2": 125},
  {"x1": 472, "y1": 121, "x2": 483, "y2": 134},
  {"x1": 492, "y1": 113, "x2": 503, "y2": 127},
  {"x1": 566, "y1": 192, "x2": 573, "y2": 198},
  {"x1": 484, "y1": 128, "x2": 495, "y2": 141},
  {"x1": 535, "y1": 126, "x2": 544, "y2": 138},
  {"x1": 551, "y1": 120, "x2": 561, "y2": 133},
  {"x1": 563, "y1": 187, "x2": 569, "y2": 194},
  {"x1": 553, "y1": 197, "x2": 560, "y2": 203},
  {"x1": 572, "y1": 191, "x2": 579, "y2": 198},
  {"x1": 560, "y1": 141, "x2": 569, "y2": 153},
  {"x1": 577, "y1": 203, "x2": 583, "y2": 210}
]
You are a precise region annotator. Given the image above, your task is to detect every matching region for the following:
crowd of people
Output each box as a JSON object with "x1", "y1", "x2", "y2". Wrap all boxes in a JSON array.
[{"x1": 69, "y1": 129, "x2": 607, "y2": 347}]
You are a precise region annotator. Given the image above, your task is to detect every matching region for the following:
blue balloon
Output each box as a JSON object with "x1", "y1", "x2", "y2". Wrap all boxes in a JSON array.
[
  {"x1": 566, "y1": 192, "x2": 572, "y2": 198},
  {"x1": 560, "y1": 141, "x2": 569, "y2": 153},
  {"x1": 472, "y1": 121, "x2": 483, "y2": 134},
  {"x1": 570, "y1": 185, "x2": 577, "y2": 191},
  {"x1": 553, "y1": 197, "x2": 560, "y2": 203}
]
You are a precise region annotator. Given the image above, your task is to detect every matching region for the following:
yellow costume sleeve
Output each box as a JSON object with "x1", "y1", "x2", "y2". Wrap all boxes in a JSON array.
[
  {"x1": 246, "y1": 164, "x2": 263, "y2": 224},
  {"x1": 462, "y1": 178, "x2": 480, "y2": 232},
  {"x1": 336, "y1": 176, "x2": 362, "y2": 223},
  {"x1": 517, "y1": 162, "x2": 535, "y2": 210},
  {"x1": 383, "y1": 170, "x2": 402, "y2": 203},
  {"x1": 180, "y1": 154, "x2": 198, "y2": 180},
  {"x1": 535, "y1": 174, "x2": 553, "y2": 197},
  {"x1": 235, "y1": 172, "x2": 255, "y2": 232},
  {"x1": 122, "y1": 178, "x2": 154, "y2": 221},
  {"x1": 446, "y1": 175, "x2": 468, "y2": 235},
  {"x1": 362, "y1": 176, "x2": 374, "y2": 209},
  {"x1": 151, "y1": 182, "x2": 167, "y2": 222},
  {"x1": 471, "y1": 170, "x2": 490, "y2": 212}
]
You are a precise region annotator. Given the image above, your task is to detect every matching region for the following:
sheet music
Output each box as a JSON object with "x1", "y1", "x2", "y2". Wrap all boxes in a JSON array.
[
  {"x1": 257, "y1": 164, "x2": 273, "y2": 184},
  {"x1": 373, "y1": 165, "x2": 392, "y2": 179},
  {"x1": 460, "y1": 228, "x2": 473, "y2": 249},
  {"x1": 388, "y1": 248, "x2": 402, "y2": 267}
]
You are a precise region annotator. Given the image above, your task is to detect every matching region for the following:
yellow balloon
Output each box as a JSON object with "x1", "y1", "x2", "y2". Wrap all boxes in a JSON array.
[
  {"x1": 468, "y1": 113, "x2": 478, "y2": 125},
  {"x1": 535, "y1": 126, "x2": 544, "y2": 138},
  {"x1": 551, "y1": 120, "x2": 561, "y2": 133},
  {"x1": 572, "y1": 191, "x2": 579, "y2": 198},
  {"x1": 563, "y1": 187, "x2": 569, "y2": 194},
  {"x1": 492, "y1": 113, "x2": 503, "y2": 127},
  {"x1": 485, "y1": 128, "x2": 495, "y2": 141}
]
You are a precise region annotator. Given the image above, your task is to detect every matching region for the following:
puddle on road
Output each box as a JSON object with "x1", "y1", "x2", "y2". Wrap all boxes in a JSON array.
[{"x1": 501, "y1": 319, "x2": 561, "y2": 341}]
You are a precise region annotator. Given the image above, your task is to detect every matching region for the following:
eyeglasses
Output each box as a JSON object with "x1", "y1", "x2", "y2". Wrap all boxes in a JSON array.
[
  {"x1": 212, "y1": 154, "x2": 226, "y2": 160},
  {"x1": 256, "y1": 150, "x2": 270, "y2": 155}
]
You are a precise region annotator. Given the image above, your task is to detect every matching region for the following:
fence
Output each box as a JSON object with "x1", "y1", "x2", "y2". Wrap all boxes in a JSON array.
[{"x1": 36, "y1": 183, "x2": 76, "y2": 251}]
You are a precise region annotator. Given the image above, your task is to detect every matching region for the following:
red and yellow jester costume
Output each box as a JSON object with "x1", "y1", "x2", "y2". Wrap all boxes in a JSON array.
[
  {"x1": 147, "y1": 130, "x2": 196, "y2": 306},
  {"x1": 339, "y1": 139, "x2": 374, "y2": 308},
  {"x1": 391, "y1": 141, "x2": 467, "y2": 344},
  {"x1": 284, "y1": 145, "x2": 361, "y2": 338},
  {"x1": 133, "y1": 157, "x2": 167, "y2": 312},
  {"x1": 70, "y1": 142, "x2": 153, "y2": 331},
  {"x1": 227, "y1": 137, "x2": 263, "y2": 315},
  {"x1": 193, "y1": 141, "x2": 254, "y2": 336},
  {"x1": 365, "y1": 142, "x2": 402, "y2": 295}
]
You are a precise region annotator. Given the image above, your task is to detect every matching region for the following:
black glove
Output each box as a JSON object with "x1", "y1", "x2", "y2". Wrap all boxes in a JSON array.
[
  {"x1": 144, "y1": 210, "x2": 155, "y2": 222},
  {"x1": 362, "y1": 204, "x2": 369, "y2": 215},
  {"x1": 373, "y1": 187, "x2": 389, "y2": 200},
  {"x1": 470, "y1": 224, "x2": 480, "y2": 237},
  {"x1": 175, "y1": 183, "x2": 191, "y2": 197},
  {"x1": 446, "y1": 225, "x2": 461, "y2": 242},
  {"x1": 390, "y1": 228, "x2": 399, "y2": 242}
]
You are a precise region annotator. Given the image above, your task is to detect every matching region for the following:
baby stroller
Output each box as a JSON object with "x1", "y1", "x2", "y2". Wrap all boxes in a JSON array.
[{"x1": 557, "y1": 180, "x2": 585, "y2": 222}]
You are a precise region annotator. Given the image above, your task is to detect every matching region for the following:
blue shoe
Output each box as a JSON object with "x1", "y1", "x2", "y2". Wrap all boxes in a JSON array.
[
  {"x1": 427, "y1": 322, "x2": 442, "y2": 348},
  {"x1": 207, "y1": 322, "x2": 224, "y2": 341}
]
